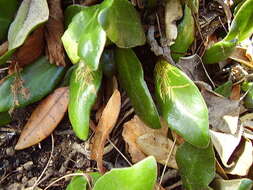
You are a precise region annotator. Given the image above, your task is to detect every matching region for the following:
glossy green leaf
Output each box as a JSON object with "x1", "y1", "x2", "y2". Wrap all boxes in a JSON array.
[
  {"x1": 0, "y1": 0, "x2": 17, "y2": 42},
  {"x1": 214, "y1": 81, "x2": 232, "y2": 97},
  {"x1": 0, "y1": 0, "x2": 49, "y2": 65},
  {"x1": 78, "y1": 10, "x2": 106, "y2": 70},
  {"x1": 66, "y1": 172, "x2": 102, "y2": 190},
  {"x1": 98, "y1": 0, "x2": 146, "y2": 48},
  {"x1": 62, "y1": 4, "x2": 107, "y2": 70},
  {"x1": 176, "y1": 142, "x2": 215, "y2": 190},
  {"x1": 211, "y1": 178, "x2": 253, "y2": 190},
  {"x1": 8, "y1": 0, "x2": 49, "y2": 50},
  {"x1": 68, "y1": 62, "x2": 102, "y2": 140},
  {"x1": 154, "y1": 59, "x2": 210, "y2": 148},
  {"x1": 0, "y1": 112, "x2": 12, "y2": 126},
  {"x1": 202, "y1": 39, "x2": 237, "y2": 64},
  {"x1": 115, "y1": 48, "x2": 161, "y2": 129},
  {"x1": 0, "y1": 57, "x2": 64, "y2": 112},
  {"x1": 224, "y1": 0, "x2": 253, "y2": 42},
  {"x1": 93, "y1": 156, "x2": 157, "y2": 190},
  {"x1": 171, "y1": 5, "x2": 195, "y2": 62}
]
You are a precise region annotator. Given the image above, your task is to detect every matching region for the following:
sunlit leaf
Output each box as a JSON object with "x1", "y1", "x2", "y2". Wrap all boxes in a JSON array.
[
  {"x1": 98, "y1": 0, "x2": 145, "y2": 48},
  {"x1": 93, "y1": 156, "x2": 157, "y2": 190},
  {"x1": 154, "y1": 59, "x2": 210, "y2": 148}
]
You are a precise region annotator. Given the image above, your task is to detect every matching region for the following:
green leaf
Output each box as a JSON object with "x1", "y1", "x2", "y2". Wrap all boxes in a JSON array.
[
  {"x1": 0, "y1": 0, "x2": 49, "y2": 65},
  {"x1": 171, "y1": 5, "x2": 195, "y2": 62},
  {"x1": 202, "y1": 39, "x2": 237, "y2": 64},
  {"x1": 154, "y1": 59, "x2": 210, "y2": 148},
  {"x1": 68, "y1": 62, "x2": 102, "y2": 140},
  {"x1": 176, "y1": 142, "x2": 215, "y2": 190},
  {"x1": 66, "y1": 172, "x2": 102, "y2": 190},
  {"x1": 98, "y1": 0, "x2": 146, "y2": 48},
  {"x1": 93, "y1": 156, "x2": 157, "y2": 190},
  {"x1": 8, "y1": 0, "x2": 49, "y2": 50},
  {"x1": 0, "y1": 57, "x2": 64, "y2": 112},
  {"x1": 62, "y1": 4, "x2": 107, "y2": 70},
  {"x1": 78, "y1": 8, "x2": 106, "y2": 70},
  {"x1": 225, "y1": 0, "x2": 253, "y2": 42},
  {"x1": 211, "y1": 178, "x2": 253, "y2": 190},
  {"x1": 214, "y1": 81, "x2": 233, "y2": 97},
  {"x1": 0, "y1": 0, "x2": 17, "y2": 42},
  {"x1": 241, "y1": 81, "x2": 253, "y2": 108}
]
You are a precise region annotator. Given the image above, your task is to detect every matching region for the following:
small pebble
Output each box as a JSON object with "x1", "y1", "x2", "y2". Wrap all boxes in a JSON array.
[
  {"x1": 6, "y1": 147, "x2": 15, "y2": 156},
  {"x1": 23, "y1": 161, "x2": 33, "y2": 170}
]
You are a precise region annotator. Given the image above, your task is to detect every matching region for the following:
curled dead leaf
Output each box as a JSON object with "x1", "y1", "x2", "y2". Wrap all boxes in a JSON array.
[
  {"x1": 91, "y1": 89, "x2": 121, "y2": 173},
  {"x1": 15, "y1": 87, "x2": 69, "y2": 150},
  {"x1": 225, "y1": 138, "x2": 253, "y2": 176},
  {"x1": 123, "y1": 115, "x2": 177, "y2": 168},
  {"x1": 45, "y1": 0, "x2": 65, "y2": 66},
  {"x1": 210, "y1": 127, "x2": 243, "y2": 167},
  {"x1": 13, "y1": 26, "x2": 45, "y2": 67}
]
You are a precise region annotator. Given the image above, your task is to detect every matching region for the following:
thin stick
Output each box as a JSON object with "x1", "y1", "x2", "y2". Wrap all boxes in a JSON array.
[
  {"x1": 159, "y1": 138, "x2": 177, "y2": 187},
  {"x1": 44, "y1": 173, "x2": 92, "y2": 190},
  {"x1": 32, "y1": 134, "x2": 54, "y2": 189},
  {"x1": 108, "y1": 138, "x2": 132, "y2": 166}
]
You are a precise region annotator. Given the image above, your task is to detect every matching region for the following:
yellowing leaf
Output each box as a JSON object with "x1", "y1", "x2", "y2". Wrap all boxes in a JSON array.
[{"x1": 15, "y1": 87, "x2": 69, "y2": 150}]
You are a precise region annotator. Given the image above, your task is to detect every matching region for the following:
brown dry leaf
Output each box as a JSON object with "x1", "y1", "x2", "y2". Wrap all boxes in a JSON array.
[
  {"x1": 122, "y1": 116, "x2": 177, "y2": 169},
  {"x1": 45, "y1": 0, "x2": 65, "y2": 66},
  {"x1": 137, "y1": 133, "x2": 177, "y2": 169},
  {"x1": 13, "y1": 26, "x2": 44, "y2": 67},
  {"x1": 91, "y1": 89, "x2": 121, "y2": 173},
  {"x1": 200, "y1": 85, "x2": 240, "y2": 134},
  {"x1": 165, "y1": 0, "x2": 183, "y2": 45},
  {"x1": 15, "y1": 87, "x2": 69, "y2": 150},
  {"x1": 0, "y1": 41, "x2": 8, "y2": 56},
  {"x1": 229, "y1": 47, "x2": 253, "y2": 68}
]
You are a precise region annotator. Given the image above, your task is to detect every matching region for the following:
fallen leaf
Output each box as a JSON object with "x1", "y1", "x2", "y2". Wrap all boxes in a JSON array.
[
  {"x1": 210, "y1": 127, "x2": 243, "y2": 167},
  {"x1": 123, "y1": 116, "x2": 177, "y2": 168},
  {"x1": 225, "y1": 138, "x2": 253, "y2": 176},
  {"x1": 91, "y1": 89, "x2": 121, "y2": 173},
  {"x1": 45, "y1": 0, "x2": 65, "y2": 66},
  {"x1": 229, "y1": 47, "x2": 253, "y2": 67},
  {"x1": 165, "y1": 0, "x2": 183, "y2": 45},
  {"x1": 13, "y1": 26, "x2": 44, "y2": 67},
  {"x1": 15, "y1": 87, "x2": 69, "y2": 150},
  {"x1": 200, "y1": 86, "x2": 240, "y2": 134},
  {"x1": 136, "y1": 133, "x2": 178, "y2": 169}
]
